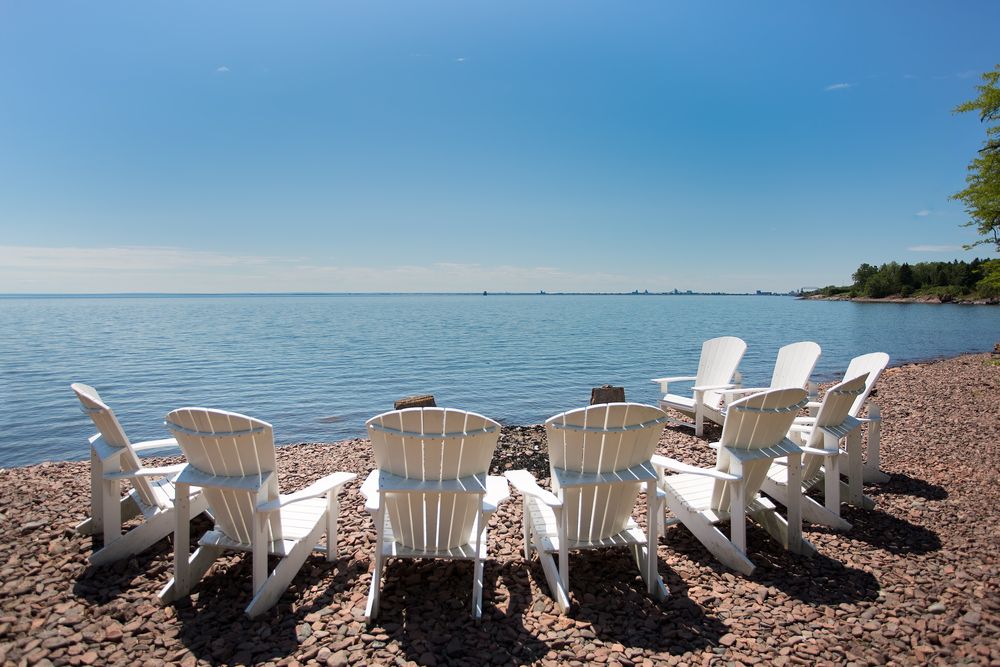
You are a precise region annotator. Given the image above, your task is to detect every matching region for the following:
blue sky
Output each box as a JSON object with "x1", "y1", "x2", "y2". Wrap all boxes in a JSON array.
[{"x1": 1, "y1": 1, "x2": 997, "y2": 293}]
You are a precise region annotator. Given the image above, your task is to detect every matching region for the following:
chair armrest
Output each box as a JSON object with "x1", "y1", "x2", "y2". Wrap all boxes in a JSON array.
[
  {"x1": 258, "y1": 471, "x2": 356, "y2": 512},
  {"x1": 504, "y1": 470, "x2": 561, "y2": 507},
  {"x1": 805, "y1": 401, "x2": 821, "y2": 409},
  {"x1": 130, "y1": 438, "x2": 181, "y2": 453},
  {"x1": 482, "y1": 475, "x2": 511, "y2": 512},
  {"x1": 651, "y1": 376, "x2": 696, "y2": 393},
  {"x1": 799, "y1": 446, "x2": 844, "y2": 458},
  {"x1": 359, "y1": 470, "x2": 379, "y2": 512},
  {"x1": 788, "y1": 423, "x2": 813, "y2": 434},
  {"x1": 103, "y1": 463, "x2": 186, "y2": 480},
  {"x1": 651, "y1": 376, "x2": 696, "y2": 384},
  {"x1": 691, "y1": 383, "x2": 737, "y2": 393},
  {"x1": 650, "y1": 454, "x2": 740, "y2": 481},
  {"x1": 720, "y1": 387, "x2": 769, "y2": 399}
]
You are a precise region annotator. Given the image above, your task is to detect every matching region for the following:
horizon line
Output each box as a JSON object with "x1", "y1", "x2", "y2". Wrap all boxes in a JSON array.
[{"x1": 0, "y1": 290, "x2": 796, "y2": 299}]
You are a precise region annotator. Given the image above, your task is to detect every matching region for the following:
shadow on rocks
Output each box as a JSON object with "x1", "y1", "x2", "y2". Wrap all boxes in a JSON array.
[
  {"x1": 369, "y1": 559, "x2": 551, "y2": 666},
  {"x1": 665, "y1": 523, "x2": 881, "y2": 606},
  {"x1": 527, "y1": 548, "x2": 727, "y2": 655},
  {"x1": 72, "y1": 540, "x2": 176, "y2": 606},
  {"x1": 836, "y1": 505, "x2": 943, "y2": 555},
  {"x1": 749, "y1": 549, "x2": 880, "y2": 606},
  {"x1": 166, "y1": 555, "x2": 368, "y2": 665},
  {"x1": 872, "y1": 472, "x2": 948, "y2": 501}
]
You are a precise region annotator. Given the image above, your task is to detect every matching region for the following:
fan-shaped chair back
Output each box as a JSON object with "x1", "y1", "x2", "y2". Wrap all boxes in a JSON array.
[
  {"x1": 71, "y1": 383, "x2": 160, "y2": 509},
  {"x1": 696, "y1": 336, "x2": 748, "y2": 410},
  {"x1": 164, "y1": 408, "x2": 280, "y2": 545},
  {"x1": 843, "y1": 352, "x2": 890, "y2": 416},
  {"x1": 770, "y1": 341, "x2": 821, "y2": 389},
  {"x1": 366, "y1": 407, "x2": 500, "y2": 551},
  {"x1": 546, "y1": 403, "x2": 667, "y2": 543},
  {"x1": 712, "y1": 388, "x2": 807, "y2": 511}
]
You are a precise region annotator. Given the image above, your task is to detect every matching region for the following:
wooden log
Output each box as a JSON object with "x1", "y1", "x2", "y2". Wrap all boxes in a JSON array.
[
  {"x1": 590, "y1": 385, "x2": 625, "y2": 405},
  {"x1": 394, "y1": 394, "x2": 437, "y2": 410}
]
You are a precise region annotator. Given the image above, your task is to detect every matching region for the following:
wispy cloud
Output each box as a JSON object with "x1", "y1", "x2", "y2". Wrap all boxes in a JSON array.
[
  {"x1": 455, "y1": 57, "x2": 466, "y2": 64},
  {"x1": 915, "y1": 209, "x2": 931, "y2": 217},
  {"x1": 824, "y1": 82, "x2": 853, "y2": 92},
  {"x1": 0, "y1": 245, "x2": 633, "y2": 293},
  {"x1": 906, "y1": 244, "x2": 962, "y2": 252},
  {"x1": 215, "y1": 65, "x2": 230, "y2": 74},
  {"x1": 903, "y1": 74, "x2": 918, "y2": 80}
]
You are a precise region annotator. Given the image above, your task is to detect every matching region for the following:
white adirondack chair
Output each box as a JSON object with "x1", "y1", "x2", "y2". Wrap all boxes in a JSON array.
[
  {"x1": 361, "y1": 408, "x2": 510, "y2": 621},
  {"x1": 801, "y1": 352, "x2": 891, "y2": 489},
  {"x1": 720, "y1": 341, "x2": 821, "y2": 406},
  {"x1": 71, "y1": 383, "x2": 210, "y2": 566},
  {"x1": 760, "y1": 374, "x2": 869, "y2": 530},
  {"x1": 652, "y1": 336, "x2": 747, "y2": 437},
  {"x1": 505, "y1": 403, "x2": 669, "y2": 614},
  {"x1": 157, "y1": 408, "x2": 355, "y2": 618},
  {"x1": 652, "y1": 388, "x2": 814, "y2": 575}
]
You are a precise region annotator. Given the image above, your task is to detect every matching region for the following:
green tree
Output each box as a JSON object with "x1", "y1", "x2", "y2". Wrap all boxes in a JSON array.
[
  {"x1": 952, "y1": 66, "x2": 1000, "y2": 252},
  {"x1": 852, "y1": 263, "x2": 878, "y2": 290},
  {"x1": 977, "y1": 259, "x2": 1000, "y2": 297}
]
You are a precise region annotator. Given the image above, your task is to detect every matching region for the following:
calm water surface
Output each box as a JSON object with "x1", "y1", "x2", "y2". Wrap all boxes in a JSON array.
[{"x1": 1, "y1": 294, "x2": 997, "y2": 466}]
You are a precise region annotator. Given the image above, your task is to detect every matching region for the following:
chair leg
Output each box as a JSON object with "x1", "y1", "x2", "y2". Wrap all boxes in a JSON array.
[
  {"x1": 862, "y1": 406, "x2": 890, "y2": 483},
  {"x1": 668, "y1": 495, "x2": 755, "y2": 575},
  {"x1": 536, "y1": 542, "x2": 570, "y2": 613},
  {"x1": 364, "y1": 505, "x2": 386, "y2": 623},
  {"x1": 471, "y1": 519, "x2": 485, "y2": 620},
  {"x1": 752, "y1": 508, "x2": 817, "y2": 558},
  {"x1": 246, "y1": 518, "x2": 326, "y2": 618},
  {"x1": 326, "y1": 495, "x2": 339, "y2": 562},
  {"x1": 761, "y1": 477, "x2": 851, "y2": 530},
  {"x1": 158, "y1": 544, "x2": 223, "y2": 605},
  {"x1": 823, "y1": 434, "x2": 843, "y2": 519},
  {"x1": 101, "y1": 478, "x2": 122, "y2": 547},
  {"x1": 845, "y1": 431, "x2": 866, "y2": 508},
  {"x1": 785, "y1": 452, "x2": 803, "y2": 552},
  {"x1": 89, "y1": 508, "x2": 173, "y2": 566},
  {"x1": 522, "y1": 497, "x2": 532, "y2": 560}
]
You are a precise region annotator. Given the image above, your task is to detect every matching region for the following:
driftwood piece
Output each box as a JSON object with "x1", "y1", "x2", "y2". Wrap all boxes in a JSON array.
[
  {"x1": 590, "y1": 385, "x2": 626, "y2": 405},
  {"x1": 394, "y1": 394, "x2": 437, "y2": 410}
]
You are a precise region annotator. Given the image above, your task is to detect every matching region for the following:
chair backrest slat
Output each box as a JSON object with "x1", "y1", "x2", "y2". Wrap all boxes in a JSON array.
[
  {"x1": 71, "y1": 383, "x2": 160, "y2": 509},
  {"x1": 711, "y1": 388, "x2": 806, "y2": 511},
  {"x1": 165, "y1": 408, "x2": 280, "y2": 546},
  {"x1": 546, "y1": 403, "x2": 666, "y2": 543}
]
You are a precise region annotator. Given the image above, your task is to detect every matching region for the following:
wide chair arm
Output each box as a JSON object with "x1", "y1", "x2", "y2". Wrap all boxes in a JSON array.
[
  {"x1": 720, "y1": 387, "x2": 770, "y2": 400},
  {"x1": 651, "y1": 375, "x2": 696, "y2": 394},
  {"x1": 483, "y1": 475, "x2": 511, "y2": 513},
  {"x1": 691, "y1": 383, "x2": 737, "y2": 394},
  {"x1": 102, "y1": 463, "x2": 187, "y2": 480},
  {"x1": 258, "y1": 471, "x2": 356, "y2": 513},
  {"x1": 650, "y1": 454, "x2": 740, "y2": 481},
  {"x1": 799, "y1": 445, "x2": 846, "y2": 458},
  {"x1": 130, "y1": 438, "x2": 181, "y2": 453},
  {"x1": 504, "y1": 470, "x2": 561, "y2": 507}
]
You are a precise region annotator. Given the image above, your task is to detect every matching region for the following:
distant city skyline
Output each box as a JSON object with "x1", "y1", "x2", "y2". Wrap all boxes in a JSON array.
[{"x1": 1, "y1": 2, "x2": 998, "y2": 293}]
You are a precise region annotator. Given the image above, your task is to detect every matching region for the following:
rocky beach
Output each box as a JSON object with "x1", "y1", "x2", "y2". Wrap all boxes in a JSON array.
[{"x1": 1, "y1": 353, "x2": 998, "y2": 666}]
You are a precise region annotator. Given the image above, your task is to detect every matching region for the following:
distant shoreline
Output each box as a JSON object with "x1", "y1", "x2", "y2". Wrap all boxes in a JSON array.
[
  {"x1": 0, "y1": 291, "x2": 797, "y2": 299},
  {"x1": 800, "y1": 294, "x2": 999, "y2": 305}
]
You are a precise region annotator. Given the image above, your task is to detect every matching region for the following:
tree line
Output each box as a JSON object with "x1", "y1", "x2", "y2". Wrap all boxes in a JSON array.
[{"x1": 809, "y1": 258, "x2": 1000, "y2": 301}]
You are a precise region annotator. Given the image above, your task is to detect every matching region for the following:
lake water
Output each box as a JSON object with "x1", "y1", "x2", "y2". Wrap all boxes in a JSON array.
[{"x1": 1, "y1": 294, "x2": 997, "y2": 467}]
